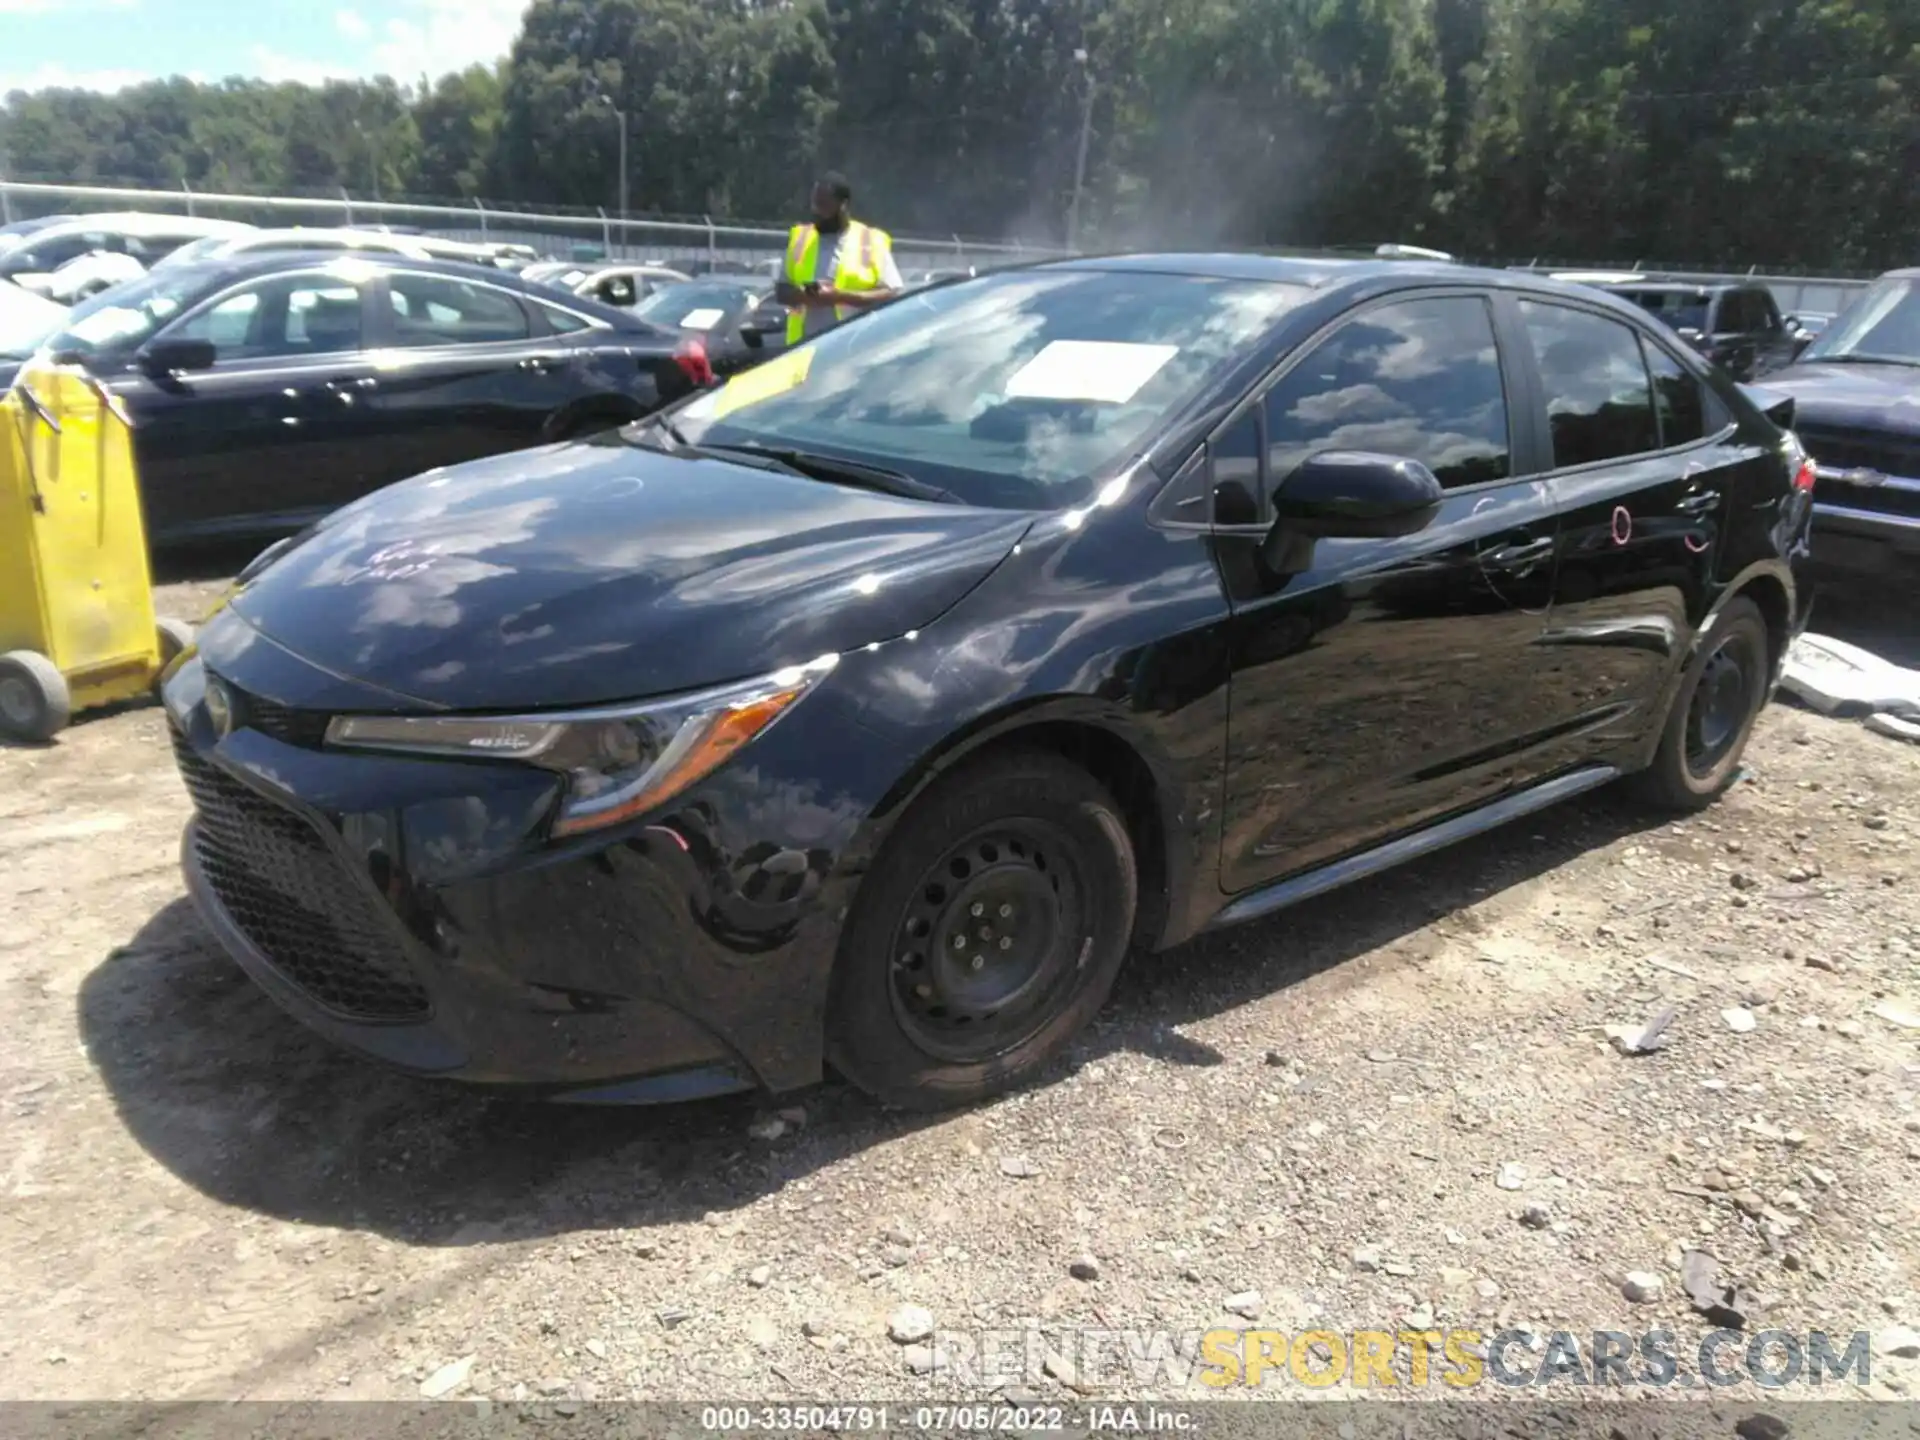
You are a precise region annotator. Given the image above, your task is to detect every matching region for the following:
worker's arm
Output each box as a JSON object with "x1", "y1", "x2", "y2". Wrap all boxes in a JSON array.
[{"x1": 826, "y1": 248, "x2": 904, "y2": 310}]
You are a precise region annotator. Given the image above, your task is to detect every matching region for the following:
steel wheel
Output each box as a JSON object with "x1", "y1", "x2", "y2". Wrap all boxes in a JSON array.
[
  {"x1": 889, "y1": 821, "x2": 1089, "y2": 1064},
  {"x1": 1684, "y1": 634, "x2": 1759, "y2": 778},
  {"x1": 827, "y1": 749, "x2": 1137, "y2": 1110}
]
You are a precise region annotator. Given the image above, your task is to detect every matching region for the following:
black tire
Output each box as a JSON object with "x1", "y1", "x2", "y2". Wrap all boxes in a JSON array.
[
  {"x1": 1633, "y1": 596, "x2": 1770, "y2": 811},
  {"x1": 0, "y1": 650, "x2": 72, "y2": 743},
  {"x1": 826, "y1": 750, "x2": 1138, "y2": 1111}
]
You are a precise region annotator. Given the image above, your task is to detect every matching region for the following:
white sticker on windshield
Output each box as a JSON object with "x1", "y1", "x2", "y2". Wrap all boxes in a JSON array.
[
  {"x1": 679, "y1": 308, "x2": 725, "y2": 331},
  {"x1": 1003, "y1": 340, "x2": 1179, "y2": 405}
]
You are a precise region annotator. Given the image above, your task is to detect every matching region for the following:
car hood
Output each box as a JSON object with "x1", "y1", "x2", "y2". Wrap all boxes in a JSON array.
[
  {"x1": 229, "y1": 437, "x2": 1032, "y2": 710},
  {"x1": 1761, "y1": 361, "x2": 1920, "y2": 437}
]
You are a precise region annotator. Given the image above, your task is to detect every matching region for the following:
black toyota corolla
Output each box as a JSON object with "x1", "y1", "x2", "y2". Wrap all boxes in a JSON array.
[{"x1": 163, "y1": 253, "x2": 1815, "y2": 1110}]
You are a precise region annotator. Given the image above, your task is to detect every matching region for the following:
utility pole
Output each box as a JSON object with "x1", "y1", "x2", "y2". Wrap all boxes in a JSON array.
[
  {"x1": 1067, "y1": 48, "x2": 1095, "y2": 252},
  {"x1": 596, "y1": 93, "x2": 629, "y2": 231}
]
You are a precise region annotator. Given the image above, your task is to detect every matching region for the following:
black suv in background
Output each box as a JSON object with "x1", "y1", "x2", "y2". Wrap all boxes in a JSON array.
[
  {"x1": 1581, "y1": 279, "x2": 1801, "y2": 380},
  {"x1": 1759, "y1": 267, "x2": 1920, "y2": 577}
]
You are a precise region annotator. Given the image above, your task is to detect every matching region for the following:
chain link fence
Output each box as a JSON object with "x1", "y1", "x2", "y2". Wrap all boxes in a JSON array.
[
  {"x1": 0, "y1": 179, "x2": 1067, "y2": 276},
  {"x1": 3, "y1": 180, "x2": 1882, "y2": 317}
]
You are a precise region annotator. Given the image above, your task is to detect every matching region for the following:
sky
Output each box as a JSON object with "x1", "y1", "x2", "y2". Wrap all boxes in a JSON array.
[{"x1": 0, "y1": 0, "x2": 529, "y2": 97}]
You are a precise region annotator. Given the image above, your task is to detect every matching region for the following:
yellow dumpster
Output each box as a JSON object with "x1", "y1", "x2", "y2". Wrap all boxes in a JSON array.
[{"x1": 1, "y1": 361, "x2": 192, "y2": 742}]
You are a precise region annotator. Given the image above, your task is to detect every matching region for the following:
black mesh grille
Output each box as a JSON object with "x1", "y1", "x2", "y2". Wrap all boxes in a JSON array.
[
  {"x1": 173, "y1": 729, "x2": 430, "y2": 1022},
  {"x1": 236, "y1": 690, "x2": 332, "y2": 748}
]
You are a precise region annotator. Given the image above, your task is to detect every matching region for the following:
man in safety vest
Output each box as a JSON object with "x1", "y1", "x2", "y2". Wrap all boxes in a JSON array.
[{"x1": 775, "y1": 171, "x2": 903, "y2": 346}]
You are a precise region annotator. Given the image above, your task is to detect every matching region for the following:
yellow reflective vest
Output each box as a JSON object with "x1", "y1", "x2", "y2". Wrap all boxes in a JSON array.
[{"x1": 782, "y1": 219, "x2": 893, "y2": 345}]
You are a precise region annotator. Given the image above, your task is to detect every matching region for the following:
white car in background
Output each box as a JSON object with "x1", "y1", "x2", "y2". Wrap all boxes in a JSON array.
[
  {"x1": 0, "y1": 212, "x2": 254, "y2": 296},
  {"x1": 531, "y1": 262, "x2": 694, "y2": 308},
  {"x1": 41, "y1": 249, "x2": 147, "y2": 303},
  {"x1": 156, "y1": 227, "x2": 435, "y2": 270}
]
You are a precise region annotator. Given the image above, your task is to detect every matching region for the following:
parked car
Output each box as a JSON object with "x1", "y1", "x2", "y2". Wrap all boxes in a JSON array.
[
  {"x1": 541, "y1": 263, "x2": 695, "y2": 309},
  {"x1": 0, "y1": 280, "x2": 69, "y2": 389},
  {"x1": 156, "y1": 228, "x2": 435, "y2": 269},
  {"x1": 160, "y1": 253, "x2": 1812, "y2": 1110},
  {"x1": 1571, "y1": 278, "x2": 1799, "y2": 380},
  {"x1": 40, "y1": 249, "x2": 147, "y2": 303},
  {"x1": 1785, "y1": 311, "x2": 1834, "y2": 350},
  {"x1": 408, "y1": 237, "x2": 537, "y2": 270},
  {"x1": 628, "y1": 278, "x2": 771, "y2": 377},
  {"x1": 36, "y1": 253, "x2": 713, "y2": 544},
  {"x1": 0, "y1": 213, "x2": 255, "y2": 295},
  {"x1": 0, "y1": 214, "x2": 76, "y2": 242},
  {"x1": 1754, "y1": 267, "x2": 1920, "y2": 577}
]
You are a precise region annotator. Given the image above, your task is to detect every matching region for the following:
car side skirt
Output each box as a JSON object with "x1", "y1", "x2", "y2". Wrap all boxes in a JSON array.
[{"x1": 1205, "y1": 763, "x2": 1621, "y2": 932}]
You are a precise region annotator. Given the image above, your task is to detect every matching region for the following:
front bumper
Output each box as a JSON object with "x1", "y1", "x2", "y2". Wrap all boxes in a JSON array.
[{"x1": 162, "y1": 614, "x2": 889, "y2": 1101}]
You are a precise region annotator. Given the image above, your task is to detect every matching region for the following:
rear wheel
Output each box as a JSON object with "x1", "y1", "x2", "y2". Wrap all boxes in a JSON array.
[
  {"x1": 0, "y1": 651, "x2": 72, "y2": 743},
  {"x1": 826, "y1": 750, "x2": 1137, "y2": 1110},
  {"x1": 1633, "y1": 596, "x2": 1770, "y2": 811}
]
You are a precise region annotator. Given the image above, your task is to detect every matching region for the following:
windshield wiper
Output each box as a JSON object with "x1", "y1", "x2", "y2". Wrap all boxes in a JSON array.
[{"x1": 697, "y1": 443, "x2": 962, "y2": 504}]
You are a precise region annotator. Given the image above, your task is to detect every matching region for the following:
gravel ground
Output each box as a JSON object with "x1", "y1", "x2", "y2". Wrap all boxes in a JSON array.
[{"x1": 0, "y1": 560, "x2": 1916, "y2": 1421}]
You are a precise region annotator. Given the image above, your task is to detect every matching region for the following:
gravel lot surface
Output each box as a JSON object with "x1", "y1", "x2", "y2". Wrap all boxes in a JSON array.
[{"x1": 1, "y1": 559, "x2": 1916, "y2": 1423}]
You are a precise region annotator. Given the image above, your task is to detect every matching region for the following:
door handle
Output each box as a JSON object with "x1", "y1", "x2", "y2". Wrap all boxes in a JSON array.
[
  {"x1": 1482, "y1": 536, "x2": 1554, "y2": 570},
  {"x1": 1676, "y1": 489, "x2": 1721, "y2": 516},
  {"x1": 518, "y1": 354, "x2": 568, "y2": 373}
]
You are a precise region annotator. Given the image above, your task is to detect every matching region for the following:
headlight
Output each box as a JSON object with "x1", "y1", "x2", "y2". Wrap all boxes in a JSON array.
[{"x1": 323, "y1": 654, "x2": 837, "y2": 837}]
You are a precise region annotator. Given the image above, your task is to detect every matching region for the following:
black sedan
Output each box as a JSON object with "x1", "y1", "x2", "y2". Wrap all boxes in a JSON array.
[
  {"x1": 163, "y1": 254, "x2": 1812, "y2": 1110},
  {"x1": 37, "y1": 253, "x2": 712, "y2": 544},
  {"x1": 628, "y1": 278, "x2": 774, "y2": 376}
]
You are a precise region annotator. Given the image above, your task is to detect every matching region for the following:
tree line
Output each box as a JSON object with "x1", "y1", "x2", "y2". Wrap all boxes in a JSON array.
[{"x1": 3, "y1": 0, "x2": 1916, "y2": 271}]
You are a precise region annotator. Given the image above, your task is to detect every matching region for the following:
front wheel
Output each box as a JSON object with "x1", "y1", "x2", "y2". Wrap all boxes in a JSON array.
[
  {"x1": 1633, "y1": 596, "x2": 1770, "y2": 811},
  {"x1": 826, "y1": 750, "x2": 1138, "y2": 1111}
]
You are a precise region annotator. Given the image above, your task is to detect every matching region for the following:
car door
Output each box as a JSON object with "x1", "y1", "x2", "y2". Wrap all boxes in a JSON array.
[
  {"x1": 1706, "y1": 290, "x2": 1761, "y2": 380},
  {"x1": 113, "y1": 269, "x2": 379, "y2": 539},
  {"x1": 1745, "y1": 288, "x2": 1797, "y2": 377},
  {"x1": 1513, "y1": 296, "x2": 1738, "y2": 771},
  {"x1": 366, "y1": 269, "x2": 573, "y2": 484},
  {"x1": 1216, "y1": 290, "x2": 1563, "y2": 894}
]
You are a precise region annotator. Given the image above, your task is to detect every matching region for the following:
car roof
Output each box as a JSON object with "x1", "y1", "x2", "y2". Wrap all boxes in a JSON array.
[
  {"x1": 1037, "y1": 249, "x2": 1634, "y2": 295},
  {"x1": 153, "y1": 251, "x2": 653, "y2": 323},
  {"x1": 21, "y1": 212, "x2": 254, "y2": 242}
]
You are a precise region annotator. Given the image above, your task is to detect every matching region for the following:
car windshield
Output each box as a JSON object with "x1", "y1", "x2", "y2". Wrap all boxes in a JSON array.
[
  {"x1": 40, "y1": 265, "x2": 211, "y2": 357},
  {"x1": 1803, "y1": 277, "x2": 1920, "y2": 366},
  {"x1": 1618, "y1": 289, "x2": 1710, "y2": 332},
  {"x1": 665, "y1": 266, "x2": 1308, "y2": 509},
  {"x1": 0, "y1": 282, "x2": 68, "y2": 359},
  {"x1": 634, "y1": 282, "x2": 757, "y2": 330}
]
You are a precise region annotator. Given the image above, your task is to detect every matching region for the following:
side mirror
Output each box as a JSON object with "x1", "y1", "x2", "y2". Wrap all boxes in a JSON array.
[
  {"x1": 138, "y1": 338, "x2": 216, "y2": 378},
  {"x1": 1273, "y1": 451, "x2": 1444, "y2": 540},
  {"x1": 1675, "y1": 326, "x2": 1707, "y2": 347}
]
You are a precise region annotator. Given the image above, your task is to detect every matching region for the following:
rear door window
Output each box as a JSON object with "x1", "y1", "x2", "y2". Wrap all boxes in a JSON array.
[
  {"x1": 1262, "y1": 294, "x2": 1512, "y2": 499},
  {"x1": 385, "y1": 274, "x2": 532, "y2": 346},
  {"x1": 1643, "y1": 342, "x2": 1707, "y2": 447},
  {"x1": 1518, "y1": 300, "x2": 1660, "y2": 467}
]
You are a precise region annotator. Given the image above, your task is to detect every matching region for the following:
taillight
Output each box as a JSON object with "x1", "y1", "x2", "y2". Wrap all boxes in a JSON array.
[
  {"x1": 1793, "y1": 457, "x2": 1817, "y2": 492},
  {"x1": 672, "y1": 337, "x2": 713, "y2": 387}
]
